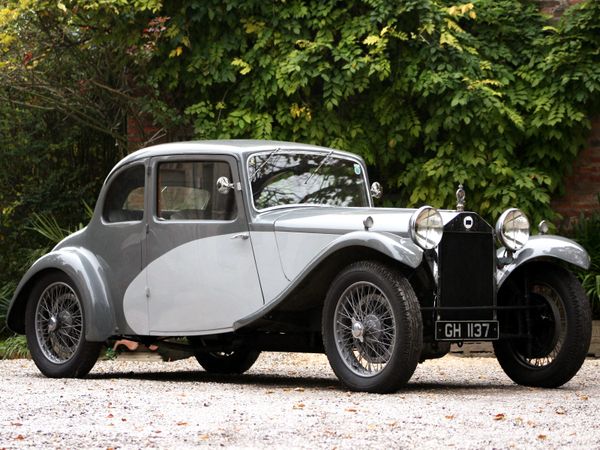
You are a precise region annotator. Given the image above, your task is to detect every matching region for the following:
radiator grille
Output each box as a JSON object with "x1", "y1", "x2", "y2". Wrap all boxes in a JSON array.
[{"x1": 438, "y1": 214, "x2": 496, "y2": 320}]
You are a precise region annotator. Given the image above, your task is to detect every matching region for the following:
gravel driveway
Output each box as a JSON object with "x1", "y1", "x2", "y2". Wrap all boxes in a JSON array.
[{"x1": 0, "y1": 353, "x2": 598, "y2": 449}]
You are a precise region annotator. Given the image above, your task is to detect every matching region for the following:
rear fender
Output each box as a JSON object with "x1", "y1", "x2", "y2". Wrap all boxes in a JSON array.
[
  {"x1": 6, "y1": 247, "x2": 114, "y2": 342},
  {"x1": 496, "y1": 235, "x2": 590, "y2": 288}
]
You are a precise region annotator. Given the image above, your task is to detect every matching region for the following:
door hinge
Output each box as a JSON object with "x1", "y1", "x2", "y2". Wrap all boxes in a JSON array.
[{"x1": 145, "y1": 287, "x2": 151, "y2": 298}]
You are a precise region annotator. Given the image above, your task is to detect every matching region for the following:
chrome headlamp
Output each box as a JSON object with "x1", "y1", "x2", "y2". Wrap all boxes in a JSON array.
[
  {"x1": 410, "y1": 206, "x2": 444, "y2": 250},
  {"x1": 495, "y1": 208, "x2": 530, "y2": 252}
]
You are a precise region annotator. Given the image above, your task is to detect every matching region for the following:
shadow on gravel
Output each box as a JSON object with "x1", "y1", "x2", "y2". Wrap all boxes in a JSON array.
[
  {"x1": 85, "y1": 370, "x2": 532, "y2": 393},
  {"x1": 88, "y1": 370, "x2": 339, "y2": 390}
]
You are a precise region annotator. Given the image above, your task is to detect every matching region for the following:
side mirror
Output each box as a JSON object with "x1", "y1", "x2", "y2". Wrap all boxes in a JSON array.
[
  {"x1": 370, "y1": 182, "x2": 383, "y2": 199},
  {"x1": 216, "y1": 176, "x2": 234, "y2": 194}
]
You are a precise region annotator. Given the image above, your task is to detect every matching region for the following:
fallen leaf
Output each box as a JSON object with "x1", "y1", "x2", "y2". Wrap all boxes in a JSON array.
[
  {"x1": 294, "y1": 387, "x2": 305, "y2": 392},
  {"x1": 293, "y1": 403, "x2": 305, "y2": 410},
  {"x1": 579, "y1": 395, "x2": 589, "y2": 401},
  {"x1": 121, "y1": 418, "x2": 127, "y2": 422},
  {"x1": 367, "y1": 424, "x2": 377, "y2": 430},
  {"x1": 538, "y1": 435, "x2": 547, "y2": 441},
  {"x1": 199, "y1": 434, "x2": 210, "y2": 440},
  {"x1": 106, "y1": 413, "x2": 114, "y2": 419},
  {"x1": 177, "y1": 422, "x2": 188, "y2": 426},
  {"x1": 265, "y1": 390, "x2": 275, "y2": 394},
  {"x1": 445, "y1": 415, "x2": 455, "y2": 420},
  {"x1": 513, "y1": 417, "x2": 524, "y2": 426},
  {"x1": 387, "y1": 420, "x2": 398, "y2": 427},
  {"x1": 15, "y1": 435, "x2": 25, "y2": 441},
  {"x1": 345, "y1": 407, "x2": 357, "y2": 413},
  {"x1": 555, "y1": 408, "x2": 566, "y2": 415},
  {"x1": 494, "y1": 413, "x2": 505, "y2": 421},
  {"x1": 11, "y1": 422, "x2": 22, "y2": 427}
]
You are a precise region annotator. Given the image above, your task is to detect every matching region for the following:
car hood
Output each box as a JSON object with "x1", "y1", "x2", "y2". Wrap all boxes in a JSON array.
[{"x1": 254, "y1": 206, "x2": 461, "y2": 236}]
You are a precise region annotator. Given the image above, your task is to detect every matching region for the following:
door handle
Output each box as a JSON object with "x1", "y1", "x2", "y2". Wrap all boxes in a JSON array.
[{"x1": 231, "y1": 232, "x2": 250, "y2": 240}]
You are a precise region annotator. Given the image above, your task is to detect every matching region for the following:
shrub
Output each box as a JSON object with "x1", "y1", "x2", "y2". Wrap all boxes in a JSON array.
[
  {"x1": 567, "y1": 203, "x2": 600, "y2": 319},
  {"x1": 0, "y1": 335, "x2": 29, "y2": 360}
]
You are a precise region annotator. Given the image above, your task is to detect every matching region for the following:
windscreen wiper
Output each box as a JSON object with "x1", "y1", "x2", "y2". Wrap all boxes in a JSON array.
[
  {"x1": 251, "y1": 147, "x2": 281, "y2": 182},
  {"x1": 304, "y1": 150, "x2": 334, "y2": 185}
]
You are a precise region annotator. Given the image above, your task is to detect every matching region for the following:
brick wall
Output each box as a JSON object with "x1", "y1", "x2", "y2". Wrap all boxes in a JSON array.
[
  {"x1": 551, "y1": 117, "x2": 600, "y2": 220},
  {"x1": 537, "y1": 0, "x2": 585, "y2": 18}
]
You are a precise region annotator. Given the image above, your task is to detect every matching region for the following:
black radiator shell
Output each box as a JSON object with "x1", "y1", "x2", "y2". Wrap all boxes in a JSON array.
[{"x1": 437, "y1": 213, "x2": 496, "y2": 320}]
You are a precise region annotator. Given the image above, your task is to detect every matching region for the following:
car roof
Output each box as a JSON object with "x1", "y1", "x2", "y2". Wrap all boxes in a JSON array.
[{"x1": 110, "y1": 140, "x2": 362, "y2": 176}]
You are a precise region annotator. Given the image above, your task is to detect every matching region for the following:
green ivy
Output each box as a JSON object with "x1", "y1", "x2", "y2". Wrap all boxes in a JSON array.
[{"x1": 135, "y1": 0, "x2": 600, "y2": 225}]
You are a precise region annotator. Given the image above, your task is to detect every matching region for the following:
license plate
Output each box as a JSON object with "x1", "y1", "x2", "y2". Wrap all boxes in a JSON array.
[{"x1": 435, "y1": 320, "x2": 499, "y2": 341}]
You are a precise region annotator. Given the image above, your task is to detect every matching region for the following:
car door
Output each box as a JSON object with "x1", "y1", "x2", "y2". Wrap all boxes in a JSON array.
[{"x1": 144, "y1": 154, "x2": 264, "y2": 334}]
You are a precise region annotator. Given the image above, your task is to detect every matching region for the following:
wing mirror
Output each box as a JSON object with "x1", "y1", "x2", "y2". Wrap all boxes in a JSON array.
[
  {"x1": 370, "y1": 182, "x2": 383, "y2": 199},
  {"x1": 216, "y1": 176, "x2": 234, "y2": 194}
]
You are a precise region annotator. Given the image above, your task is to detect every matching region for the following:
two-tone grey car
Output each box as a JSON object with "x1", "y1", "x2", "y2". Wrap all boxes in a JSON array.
[{"x1": 6, "y1": 140, "x2": 592, "y2": 393}]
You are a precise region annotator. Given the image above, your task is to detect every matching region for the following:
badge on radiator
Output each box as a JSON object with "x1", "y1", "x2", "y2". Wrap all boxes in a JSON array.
[{"x1": 463, "y1": 215, "x2": 474, "y2": 230}]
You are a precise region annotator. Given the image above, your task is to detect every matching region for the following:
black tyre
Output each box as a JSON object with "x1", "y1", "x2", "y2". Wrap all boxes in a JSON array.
[
  {"x1": 322, "y1": 261, "x2": 422, "y2": 393},
  {"x1": 493, "y1": 264, "x2": 591, "y2": 388},
  {"x1": 194, "y1": 349, "x2": 261, "y2": 374},
  {"x1": 25, "y1": 272, "x2": 102, "y2": 378}
]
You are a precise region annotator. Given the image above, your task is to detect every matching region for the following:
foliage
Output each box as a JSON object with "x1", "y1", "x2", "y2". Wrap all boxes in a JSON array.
[
  {"x1": 133, "y1": 0, "x2": 600, "y2": 225},
  {"x1": 567, "y1": 203, "x2": 600, "y2": 318},
  {"x1": 0, "y1": 0, "x2": 163, "y2": 149},
  {"x1": 0, "y1": 283, "x2": 12, "y2": 335},
  {"x1": 0, "y1": 335, "x2": 29, "y2": 359}
]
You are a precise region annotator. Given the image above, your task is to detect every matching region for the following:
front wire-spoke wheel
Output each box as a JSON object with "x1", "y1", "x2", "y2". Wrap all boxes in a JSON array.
[
  {"x1": 323, "y1": 261, "x2": 422, "y2": 393},
  {"x1": 25, "y1": 273, "x2": 102, "y2": 378},
  {"x1": 494, "y1": 264, "x2": 591, "y2": 388},
  {"x1": 334, "y1": 281, "x2": 396, "y2": 377}
]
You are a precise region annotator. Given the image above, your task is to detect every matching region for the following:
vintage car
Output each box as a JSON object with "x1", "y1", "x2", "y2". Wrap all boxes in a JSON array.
[{"x1": 6, "y1": 140, "x2": 592, "y2": 393}]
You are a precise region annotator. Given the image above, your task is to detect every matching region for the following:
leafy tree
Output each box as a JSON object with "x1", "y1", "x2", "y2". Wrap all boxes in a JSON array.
[{"x1": 139, "y1": 0, "x2": 600, "y2": 224}]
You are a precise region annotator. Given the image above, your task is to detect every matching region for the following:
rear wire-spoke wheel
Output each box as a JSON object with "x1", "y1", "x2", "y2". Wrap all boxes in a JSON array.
[
  {"x1": 25, "y1": 273, "x2": 101, "y2": 378},
  {"x1": 323, "y1": 261, "x2": 422, "y2": 393},
  {"x1": 494, "y1": 264, "x2": 591, "y2": 388}
]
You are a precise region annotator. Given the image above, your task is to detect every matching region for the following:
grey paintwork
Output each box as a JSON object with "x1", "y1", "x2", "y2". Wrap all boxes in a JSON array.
[
  {"x1": 6, "y1": 140, "x2": 592, "y2": 342},
  {"x1": 496, "y1": 235, "x2": 590, "y2": 287},
  {"x1": 6, "y1": 239, "x2": 114, "y2": 341}
]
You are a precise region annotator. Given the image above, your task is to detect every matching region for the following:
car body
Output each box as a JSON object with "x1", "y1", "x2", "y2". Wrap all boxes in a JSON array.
[{"x1": 6, "y1": 140, "x2": 592, "y2": 392}]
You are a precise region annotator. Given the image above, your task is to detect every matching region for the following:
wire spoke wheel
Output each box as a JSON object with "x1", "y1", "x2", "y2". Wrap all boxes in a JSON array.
[
  {"x1": 334, "y1": 281, "x2": 396, "y2": 377},
  {"x1": 322, "y1": 261, "x2": 422, "y2": 393},
  {"x1": 35, "y1": 282, "x2": 83, "y2": 364},
  {"x1": 25, "y1": 273, "x2": 104, "y2": 378},
  {"x1": 494, "y1": 264, "x2": 591, "y2": 388},
  {"x1": 515, "y1": 284, "x2": 566, "y2": 369}
]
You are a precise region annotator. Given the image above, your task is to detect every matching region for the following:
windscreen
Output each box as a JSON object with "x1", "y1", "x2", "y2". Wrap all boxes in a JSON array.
[{"x1": 248, "y1": 151, "x2": 369, "y2": 210}]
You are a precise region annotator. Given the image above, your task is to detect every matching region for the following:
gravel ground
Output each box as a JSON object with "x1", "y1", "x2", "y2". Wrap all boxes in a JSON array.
[{"x1": 0, "y1": 353, "x2": 598, "y2": 449}]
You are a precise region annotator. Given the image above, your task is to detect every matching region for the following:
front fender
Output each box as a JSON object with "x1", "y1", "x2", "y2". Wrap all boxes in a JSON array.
[
  {"x1": 324, "y1": 231, "x2": 423, "y2": 269},
  {"x1": 6, "y1": 247, "x2": 114, "y2": 342},
  {"x1": 496, "y1": 235, "x2": 590, "y2": 288},
  {"x1": 235, "y1": 231, "x2": 423, "y2": 329}
]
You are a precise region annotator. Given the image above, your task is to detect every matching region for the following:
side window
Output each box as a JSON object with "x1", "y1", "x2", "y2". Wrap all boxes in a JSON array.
[
  {"x1": 157, "y1": 161, "x2": 237, "y2": 221},
  {"x1": 102, "y1": 165, "x2": 145, "y2": 223}
]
